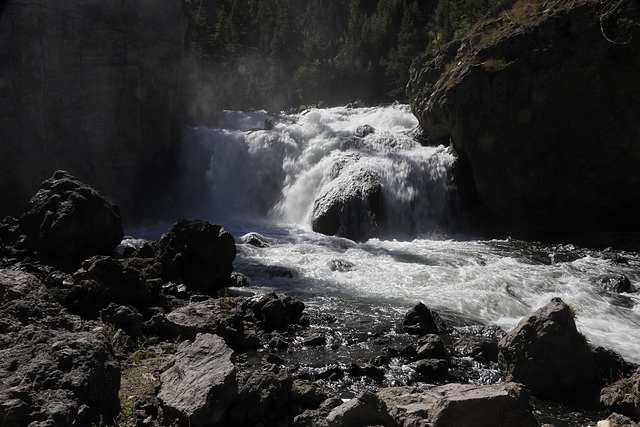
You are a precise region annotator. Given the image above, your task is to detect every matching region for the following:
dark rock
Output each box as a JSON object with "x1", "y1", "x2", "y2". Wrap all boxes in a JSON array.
[
  {"x1": 454, "y1": 336, "x2": 499, "y2": 363},
  {"x1": 100, "y1": 303, "x2": 144, "y2": 338},
  {"x1": 408, "y1": 0, "x2": 640, "y2": 238},
  {"x1": 354, "y1": 124, "x2": 375, "y2": 138},
  {"x1": 252, "y1": 292, "x2": 305, "y2": 330},
  {"x1": 226, "y1": 370, "x2": 292, "y2": 426},
  {"x1": 19, "y1": 170, "x2": 123, "y2": 263},
  {"x1": 302, "y1": 331, "x2": 327, "y2": 346},
  {"x1": 158, "y1": 333, "x2": 237, "y2": 425},
  {"x1": 326, "y1": 390, "x2": 392, "y2": 427},
  {"x1": 294, "y1": 395, "x2": 343, "y2": 427},
  {"x1": 70, "y1": 256, "x2": 151, "y2": 318},
  {"x1": 155, "y1": 219, "x2": 236, "y2": 292},
  {"x1": 328, "y1": 259, "x2": 355, "y2": 272},
  {"x1": 416, "y1": 334, "x2": 447, "y2": 360},
  {"x1": 240, "y1": 232, "x2": 270, "y2": 248},
  {"x1": 600, "y1": 368, "x2": 640, "y2": 421},
  {"x1": 311, "y1": 167, "x2": 384, "y2": 241},
  {"x1": 0, "y1": 269, "x2": 120, "y2": 426},
  {"x1": 598, "y1": 413, "x2": 638, "y2": 426},
  {"x1": 403, "y1": 302, "x2": 448, "y2": 335},
  {"x1": 264, "y1": 265, "x2": 297, "y2": 279},
  {"x1": 290, "y1": 379, "x2": 328, "y2": 409},
  {"x1": 601, "y1": 275, "x2": 635, "y2": 293},
  {"x1": 164, "y1": 298, "x2": 252, "y2": 349},
  {"x1": 378, "y1": 383, "x2": 538, "y2": 427},
  {"x1": 593, "y1": 346, "x2": 637, "y2": 384},
  {"x1": 498, "y1": 298, "x2": 600, "y2": 400},
  {"x1": 409, "y1": 358, "x2": 449, "y2": 380}
]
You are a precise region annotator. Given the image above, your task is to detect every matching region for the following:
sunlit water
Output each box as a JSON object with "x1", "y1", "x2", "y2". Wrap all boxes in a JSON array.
[{"x1": 137, "y1": 104, "x2": 640, "y2": 365}]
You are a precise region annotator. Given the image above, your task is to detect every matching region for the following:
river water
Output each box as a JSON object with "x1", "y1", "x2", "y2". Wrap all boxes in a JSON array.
[{"x1": 141, "y1": 104, "x2": 640, "y2": 367}]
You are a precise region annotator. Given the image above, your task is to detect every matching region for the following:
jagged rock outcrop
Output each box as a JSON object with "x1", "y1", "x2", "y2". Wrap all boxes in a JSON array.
[
  {"x1": 498, "y1": 297, "x2": 600, "y2": 401},
  {"x1": 0, "y1": 269, "x2": 121, "y2": 426},
  {"x1": 19, "y1": 170, "x2": 123, "y2": 263},
  {"x1": 408, "y1": 0, "x2": 640, "y2": 238},
  {"x1": 0, "y1": 0, "x2": 185, "y2": 221}
]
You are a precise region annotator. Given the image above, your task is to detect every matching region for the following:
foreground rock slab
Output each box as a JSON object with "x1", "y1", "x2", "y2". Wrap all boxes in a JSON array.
[
  {"x1": 326, "y1": 382, "x2": 537, "y2": 427},
  {"x1": 498, "y1": 297, "x2": 599, "y2": 401},
  {"x1": 158, "y1": 333, "x2": 237, "y2": 426}
]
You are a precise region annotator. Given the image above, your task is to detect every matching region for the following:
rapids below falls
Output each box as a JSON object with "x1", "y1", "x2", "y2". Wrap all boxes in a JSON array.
[{"x1": 133, "y1": 104, "x2": 640, "y2": 421}]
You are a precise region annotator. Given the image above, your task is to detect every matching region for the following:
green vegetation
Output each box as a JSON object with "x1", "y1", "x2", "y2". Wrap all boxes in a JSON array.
[
  {"x1": 183, "y1": 0, "x2": 435, "y2": 109},
  {"x1": 182, "y1": 0, "x2": 532, "y2": 110}
]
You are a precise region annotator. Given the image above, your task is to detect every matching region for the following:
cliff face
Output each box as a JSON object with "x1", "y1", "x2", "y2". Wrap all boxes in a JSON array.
[
  {"x1": 408, "y1": 0, "x2": 640, "y2": 237},
  {"x1": 0, "y1": 0, "x2": 185, "y2": 222}
]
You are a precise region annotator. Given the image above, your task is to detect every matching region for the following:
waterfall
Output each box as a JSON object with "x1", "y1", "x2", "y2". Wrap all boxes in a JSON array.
[{"x1": 177, "y1": 104, "x2": 457, "y2": 236}]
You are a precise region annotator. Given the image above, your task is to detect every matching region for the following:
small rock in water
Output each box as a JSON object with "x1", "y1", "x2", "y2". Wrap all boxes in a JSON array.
[
  {"x1": 354, "y1": 124, "x2": 375, "y2": 138},
  {"x1": 402, "y1": 302, "x2": 448, "y2": 335},
  {"x1": 241, "y1": 232, "x2": 270, "y2": 248},
  {"x1": 328, "y1": 259, "x2": 355, "y2": 272},
  {"x1": 600, "y1": 275, "x2": 634, "y2": 293}
]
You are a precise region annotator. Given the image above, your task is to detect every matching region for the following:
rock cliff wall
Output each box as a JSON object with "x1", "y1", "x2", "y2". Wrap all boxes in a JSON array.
[
  {"x1": 408, "y1": 0, "x2": 640, "y2": 238},
  {"x1": 0, "y1": 0, "x2": 185, "y2": 223}
]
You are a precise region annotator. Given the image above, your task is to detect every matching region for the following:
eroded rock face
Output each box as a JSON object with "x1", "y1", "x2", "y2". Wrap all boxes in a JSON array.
[
  {"x1": 0, "y1": 269, "x2": 121, "y2": 426},
  {"x1": 498, "y1": 297, "x2": 599, "y2": 400},
  {"x1": 407, "y1": 0, "x2": 640, "y2": 237},
  {"x1": 19, "y1": 170, "x2": 123, "y2": 263},
  {"x1": 600, "y1": 367, "x2": 640, "y2": 421},
  {"x1": 0, "y1": 0, "x2": 185, "y2": 220},
  {"x1": 158, "y1": 333, "x2": 237, "y2": 426}
]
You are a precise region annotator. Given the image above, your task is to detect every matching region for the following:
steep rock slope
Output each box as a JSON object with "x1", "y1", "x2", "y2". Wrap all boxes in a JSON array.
[
  {"x1": 0, "y1": 0, "x2": 185, "y2": 221},
  {"x1": 408, "y1": 0, "x2": 640, "y2": 238}
]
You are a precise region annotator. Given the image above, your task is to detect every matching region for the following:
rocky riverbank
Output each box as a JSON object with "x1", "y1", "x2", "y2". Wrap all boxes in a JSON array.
[{"x1": 1, "y1": 171, "x2": 639, "y2": 426}]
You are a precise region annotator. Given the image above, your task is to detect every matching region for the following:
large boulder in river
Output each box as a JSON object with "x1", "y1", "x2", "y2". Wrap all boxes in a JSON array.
[
  {"x1": 19, "y1": 170, "x2": 124, "y2": 262},
  {"x1": 0, "y1": 269, "x2": 121, "y2": 426},
  {"x1": 498, "y1": 297, "x2": 600, "y2": 400},
  {"x1": 311, "y1": 167, "x2": 383, "y2": 241},
  {"x1": 155, "y1": 219, "x2": 236, "y2": 292},
  {"x1": 407, "y1": 0, "x2": 640, "y2": 238},
  {"x1": 0, "y1": 0, "x2": 185, "y2": 221}
]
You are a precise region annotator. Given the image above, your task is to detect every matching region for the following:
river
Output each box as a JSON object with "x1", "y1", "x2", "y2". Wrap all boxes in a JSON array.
[{"x1": 136, "y1": 104, "x2": 640, "y2": 368}]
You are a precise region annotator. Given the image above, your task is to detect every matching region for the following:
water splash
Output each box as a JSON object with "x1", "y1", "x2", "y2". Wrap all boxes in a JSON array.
[{"x1": 178, "y1": 104, "x2": 457, "y2": 236}]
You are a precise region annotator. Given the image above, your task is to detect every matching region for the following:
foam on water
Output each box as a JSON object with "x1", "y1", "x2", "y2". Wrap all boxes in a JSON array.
[{"x1": 167, "y1": 104, "x2": 640, "y2": 363}]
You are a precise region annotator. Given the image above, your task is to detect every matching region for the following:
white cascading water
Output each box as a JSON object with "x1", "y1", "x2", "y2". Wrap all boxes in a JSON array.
[{"x1": 163, "y1": 104, "x2": 640, "y2": 364}]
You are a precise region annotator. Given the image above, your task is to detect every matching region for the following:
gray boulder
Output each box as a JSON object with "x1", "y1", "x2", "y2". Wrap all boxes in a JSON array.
[
  {"x1": 377, "y1": 383, "x2": 538, "y2": 427},
  {"x1": 19, "y1": 170, "x2": 123, "y2": 263},
  {"x1": 0, "y1": 269, "x2": 121, "y2": 426},
  {"x1": 158, "y1": 333, "x2": 237, "y2": 426},
  {"x1": 311, "y1": 167, "x2": 383, "y2": 241},
  {"x1": 498, "y1": 297, "x2": 599, "y2": 400},
  {"x1": 155, "y1": 219, "x2": 236, "y2": 292}
]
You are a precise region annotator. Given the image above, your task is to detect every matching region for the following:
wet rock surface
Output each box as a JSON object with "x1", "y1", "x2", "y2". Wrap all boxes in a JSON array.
[
  {"x1": 311, "y1": 167, "x2": 384, "y2": 241},
  {"x1": 498, "y1": 297, "x2": 600, "y2": 402}
]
